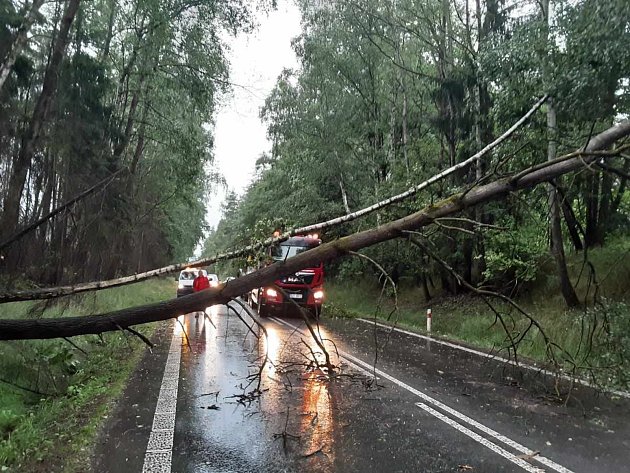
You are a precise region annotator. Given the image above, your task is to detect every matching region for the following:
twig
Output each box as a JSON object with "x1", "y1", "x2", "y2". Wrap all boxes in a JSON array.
[
  {"x1": 125, "y1": 326, "x2": 154, "y2": 349},
  {"x1": 176, "y1": 318, "x2": 192, "y2": 351},
  {"x1": 0, "y1": 376, "x2": 51, "y2": 396},
  {"x1": 62, "y1": 337, "x2": 88, "y2": 356}
]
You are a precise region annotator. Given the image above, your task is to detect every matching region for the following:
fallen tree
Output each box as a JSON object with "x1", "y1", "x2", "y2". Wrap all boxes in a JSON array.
[
  {"x1": 0, "y1": 95, "x2": 549, "y2": 303},
  {"x1": 1, "y1": 120, "x2": 628, "y2": 340}
]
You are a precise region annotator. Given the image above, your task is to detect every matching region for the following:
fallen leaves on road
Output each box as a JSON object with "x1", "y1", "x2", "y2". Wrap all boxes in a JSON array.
[
  {"x1": 458, "y1": 465, "x2": 474, "y2": 471},
  {"x1": 516, "y1": 451, "x2": 540, "y2": 461}
]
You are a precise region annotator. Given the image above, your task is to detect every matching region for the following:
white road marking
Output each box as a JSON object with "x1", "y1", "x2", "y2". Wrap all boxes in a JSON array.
[
  {"x1": 270, "y1": 317, "x2": 575, "y2": 473},
  {"x1": 357, "y1": 317, "x2": 630, "y2": 399},
  {"x1": 416, "y1": 402, "x2": 545, "y2": 473},
  {"x1": 142, "y1": 322, "x2": 182, "y2": 473}
]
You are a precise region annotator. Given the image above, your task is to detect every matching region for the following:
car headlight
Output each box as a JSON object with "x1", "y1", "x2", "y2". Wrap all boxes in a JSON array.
[
  {"x1": 266, "y1": 288, "x2": 278, "y2": 297},
  {"x1": 313, "y1": 290, "x2": 324, "y2": 300}
]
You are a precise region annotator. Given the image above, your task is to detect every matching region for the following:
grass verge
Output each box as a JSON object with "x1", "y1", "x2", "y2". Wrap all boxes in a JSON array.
[
  {"x1": 325, "y1": 240, "x2": 630, "y2": 391},
  {"x1": 0, "y1": 279, "x2": 175, "y2": 472}
]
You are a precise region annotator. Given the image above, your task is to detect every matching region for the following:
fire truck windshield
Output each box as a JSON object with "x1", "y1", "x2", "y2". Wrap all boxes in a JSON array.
[{"x1": 271, "y1": 245, "x2": 309, "y2": 261}]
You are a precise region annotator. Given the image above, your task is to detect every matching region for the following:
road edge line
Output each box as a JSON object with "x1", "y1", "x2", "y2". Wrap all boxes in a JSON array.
[
  {"x1": 357, "y1": 317, "x2": 630, "y2": 399},
  {"x1": 141, "y1": 320, "x2": 182, "y2": 473}
]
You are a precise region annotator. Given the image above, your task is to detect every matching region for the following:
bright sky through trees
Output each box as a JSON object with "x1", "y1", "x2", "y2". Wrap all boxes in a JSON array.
[{"x1": 207, "y1": 1, "x2": 301, "y2": 228}]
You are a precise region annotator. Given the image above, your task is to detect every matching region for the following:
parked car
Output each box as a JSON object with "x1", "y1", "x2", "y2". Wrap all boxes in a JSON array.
[
  {"x1": 207, "y1": 273, "x2": 220, "y2": 287},
  {"x1": 177, "y1": 269, "x2": 205, "y2": 297}
]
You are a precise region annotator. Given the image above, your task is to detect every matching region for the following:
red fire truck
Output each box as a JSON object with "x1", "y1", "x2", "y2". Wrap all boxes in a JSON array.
[{"x1": 248, "y1": 234, "x2": 324, "y2": 318}]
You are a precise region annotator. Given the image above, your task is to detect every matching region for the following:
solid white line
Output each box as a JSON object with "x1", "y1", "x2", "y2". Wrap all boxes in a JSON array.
[
  {"x1": 416, "y1": 402, "x2": 545, "y2": 473},
  {"x1": 357, "y1": 317, "x2": 630, "y2": 399},
  {"x1": 342, "y1": 351, "x2": 575, "y2": 473},
  {"x1": 271, "y1": 317, "x2": 575, "y2": 473},
  {"x1": 142, "y1": 323, "x2": 182, "y2": 473}
]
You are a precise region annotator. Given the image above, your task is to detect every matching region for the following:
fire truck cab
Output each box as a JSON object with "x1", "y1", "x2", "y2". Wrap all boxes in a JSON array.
[{"x1": 249, "y1": 234, "x2": 324, "y2": 318}]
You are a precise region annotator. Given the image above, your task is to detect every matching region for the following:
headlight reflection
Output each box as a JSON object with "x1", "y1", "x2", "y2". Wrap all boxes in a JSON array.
[{"x1": 262, "y1": 326, "x2": 281, "y2": 368}]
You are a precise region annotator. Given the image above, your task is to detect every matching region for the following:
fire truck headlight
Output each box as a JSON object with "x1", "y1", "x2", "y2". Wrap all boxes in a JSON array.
[
  {"x1": 266, "y1": 288, "x2": 278, "y2": 298},
  {"x1": 313, "y1": 290, "x2": 324, "y2": 300}
]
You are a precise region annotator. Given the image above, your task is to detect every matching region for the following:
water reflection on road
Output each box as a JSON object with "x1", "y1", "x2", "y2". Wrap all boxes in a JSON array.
[{"x1": 172, "y1": 305, "x2": 350, "y2": 473}]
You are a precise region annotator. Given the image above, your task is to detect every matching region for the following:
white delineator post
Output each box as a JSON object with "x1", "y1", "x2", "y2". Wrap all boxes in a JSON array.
[{"x1": 426, "y1": 308, "x2": 432, "y2": 333}]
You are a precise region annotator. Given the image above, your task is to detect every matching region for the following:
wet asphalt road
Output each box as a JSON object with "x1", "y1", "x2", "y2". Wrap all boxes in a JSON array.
[{"x1": 93, "y1": 303, "x2": 630, "y2": 473}]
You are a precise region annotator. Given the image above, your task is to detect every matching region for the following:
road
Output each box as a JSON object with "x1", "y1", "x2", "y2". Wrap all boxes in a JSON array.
[{"x1": 93, "y1": 303, "x2": 630, "y2": 473}]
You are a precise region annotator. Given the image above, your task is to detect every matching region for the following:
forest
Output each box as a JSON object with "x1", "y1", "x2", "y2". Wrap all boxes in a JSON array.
[
  {"x1": 205, "y1": 0, "x2": 630, "y2": 311},
  {"x1": 0, "y1": 0, "x2": 629, "y2": 468},
  {"x1": 0, "y1": 0, "x2": 264, "y2": 286}
]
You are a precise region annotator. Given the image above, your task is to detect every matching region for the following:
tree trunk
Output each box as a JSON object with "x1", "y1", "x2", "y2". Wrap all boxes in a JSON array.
[
  {"x1": 339, "y1": 178, "x2": 350, "y2": 214},
  {"x1": 557, "y1": 185, "x2": 584, "y2": 251},
  {"x1": 541, "y1": 0, "x2": 580, "y2": 308},
  {"x1": 1, "y1": 0, "x2": 82, "y2": 237},
  {"x1": 584, "y1": 172, "x2": 600, "y2": 247},
  {"x1": 102, "y1": 0, "x2": 116, "y2": 60},
  {"x1": 548, "y1": 98, "x2": 580, "y2": 307}
]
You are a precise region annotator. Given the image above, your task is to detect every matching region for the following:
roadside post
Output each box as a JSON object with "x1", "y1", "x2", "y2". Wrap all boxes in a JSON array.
[{"x1": 426, "y1": 308, "x2": 432, "y2": 333}]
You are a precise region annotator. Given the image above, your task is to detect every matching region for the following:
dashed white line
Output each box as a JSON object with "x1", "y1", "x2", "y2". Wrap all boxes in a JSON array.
[
  {"x1": 270, "y1": 317, "x2": 575, "y2": 473},
  {"x1": 357, "y1": 317, "x2": 630, "y2": 399},
  {"x1": 142, "y1": 322, "x2": 182, "y2": 473}
]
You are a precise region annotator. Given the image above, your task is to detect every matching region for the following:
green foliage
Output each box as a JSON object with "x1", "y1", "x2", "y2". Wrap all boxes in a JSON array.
[
  {"x1": 579, "y1": 300, "x2": 630, "y2": 389},
  {"x1": 0, "y1": 0, "x2": 255, "y2": 284},
  {"x1": 484, "y1": 215, "x2": 548, "y2": 284},
  {"x1": 0, "y1": 280, "x2": 174, "y2": 470}
]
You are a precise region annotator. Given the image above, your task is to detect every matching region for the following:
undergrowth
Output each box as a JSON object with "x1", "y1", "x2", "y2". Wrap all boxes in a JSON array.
[
  {"x1": 325, "y1": 238, "x2": 630, "y2": 391},
  {"x1": 0, "y1": 279, "x2": 174, "y2": 472}
]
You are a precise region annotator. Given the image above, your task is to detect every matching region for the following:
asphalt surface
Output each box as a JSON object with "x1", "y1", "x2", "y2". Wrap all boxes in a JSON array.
[{"x1": 93, "y1": 304, "x2": 630, "y2": 473}]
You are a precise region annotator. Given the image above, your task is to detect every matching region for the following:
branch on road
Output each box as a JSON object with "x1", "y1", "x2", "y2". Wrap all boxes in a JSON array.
[
  {"x1": 0, "y1": 96, "x2": 549, "y2": 303},
  {"x1": 0, "y1": 120, "x2": 628, "y2": 340}
]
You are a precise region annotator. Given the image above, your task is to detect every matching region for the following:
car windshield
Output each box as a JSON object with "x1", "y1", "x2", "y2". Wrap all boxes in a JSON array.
[
  {"x1": 271, "y1": 245, "x2": 311, "y2": 261},
  {"x1": 180, "y1": 271, "x2": 205, "y2": 280}
]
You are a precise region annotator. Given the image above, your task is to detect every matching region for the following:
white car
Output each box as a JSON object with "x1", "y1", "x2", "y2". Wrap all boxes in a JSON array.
[
  {"x1": 176, "y1": 269, "x2": 219, "y2": 297},
  {"x1": 207, "y1": 274, "x2": 219, "y2": 287}
]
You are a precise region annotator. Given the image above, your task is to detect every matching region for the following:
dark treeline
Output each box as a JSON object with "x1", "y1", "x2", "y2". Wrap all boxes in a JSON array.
[
  {"x1": 204, "y1": 0, "x2": 630, "y2": 307},
  {"x1": 0, "y1": 0, "x2": 263, "y2": 285}
]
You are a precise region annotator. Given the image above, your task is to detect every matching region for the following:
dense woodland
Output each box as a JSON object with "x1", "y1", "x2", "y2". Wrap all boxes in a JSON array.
[
  {"x1": 0, "y1": 0, "x2": 265, "y2": 285},
  {"x1": 204, "y1": 0, "x2": 630, "y2": 307},
  {"x1": 0, "y1": 0, "x2": 628, "y2": 304}
]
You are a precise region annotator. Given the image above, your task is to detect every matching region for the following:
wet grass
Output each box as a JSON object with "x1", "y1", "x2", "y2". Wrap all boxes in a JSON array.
[
  {"x1": 325, "y1": 238, "x2": 630, "y2": 390},
  {"x1": 0, "y1": 279, "x2": 174, "y2": 472}
]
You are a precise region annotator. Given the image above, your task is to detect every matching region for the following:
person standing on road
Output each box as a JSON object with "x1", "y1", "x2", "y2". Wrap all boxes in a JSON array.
[
  {"x1": 192, "y1": 270, "x2": 210, "y2": 319},
  {"x1": 193, "y1": 270, "x2": 210, "y2": 292}
]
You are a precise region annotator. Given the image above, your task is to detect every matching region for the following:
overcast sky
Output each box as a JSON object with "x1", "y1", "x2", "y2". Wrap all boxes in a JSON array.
[{"x1": 206, "y1": 1, "x2": 302, "y2": 229}]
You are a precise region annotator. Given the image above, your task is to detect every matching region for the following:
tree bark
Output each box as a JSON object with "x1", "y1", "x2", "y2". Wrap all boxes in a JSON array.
[{"x1": 547, "y1": 97, "x2": 580, "y2": 307}]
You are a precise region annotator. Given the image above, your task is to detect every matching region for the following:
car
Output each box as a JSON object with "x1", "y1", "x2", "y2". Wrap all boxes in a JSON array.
[
  {"x1": 177, "y1": 269, "x2": 220, "y2": 296},
  {"x1": 177, "y1": 269, "x2": 205, "y2": 297},
  {"x1": 207, "y1": 273, "x2": 219, "y2": 287}
]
